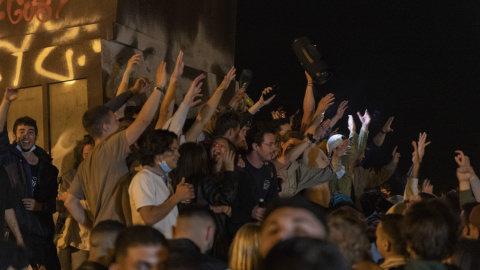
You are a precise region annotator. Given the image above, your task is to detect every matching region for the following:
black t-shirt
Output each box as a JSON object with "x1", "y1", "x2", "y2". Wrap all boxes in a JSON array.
[
  {"x1": 242, "y1": 156, "x2": 278, "y2": 204},
  {"x1": 0, "y1": 167, "x2": 16, "y2": 227}
]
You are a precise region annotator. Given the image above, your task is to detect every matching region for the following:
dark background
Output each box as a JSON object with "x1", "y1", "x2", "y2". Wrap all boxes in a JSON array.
[{"x1": 235, "y1": 0, "x2": 480, "y2": 194}]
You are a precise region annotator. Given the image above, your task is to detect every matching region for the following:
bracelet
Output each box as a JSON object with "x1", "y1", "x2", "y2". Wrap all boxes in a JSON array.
[
  {"x1": 306, "y1": 133, "x2": 318, "y2": 144},
  {"x1": 155, "y1": 86, "x2": 166, "y2": 94},
  {"x1": 307, "y1": 83, "x2": 313, "y2": 87}
]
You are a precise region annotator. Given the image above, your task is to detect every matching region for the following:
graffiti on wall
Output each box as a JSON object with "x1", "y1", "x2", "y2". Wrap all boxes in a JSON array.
[{"x1": 0, "y1": 0, "x2": 69, "y2": 24}]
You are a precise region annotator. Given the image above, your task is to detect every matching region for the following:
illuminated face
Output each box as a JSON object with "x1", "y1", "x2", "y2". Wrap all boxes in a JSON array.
[
  {"x1": 116, "y1": 244, "x2": 167, "y2": 270},
  {"x1": 281, "y1": 138, "x2": 301, "y2": 157},
  {"x1": 159, "y1": 139, "x2": 180, "y2": 171},
  {"x1": 259, "y1": 207, "x2": 327, "y2": 258},
  {"x1": 255, "y1": 133, "x2": 277, "y2": 162},
  {"x1": 13, "y1": 124, "x2": 37, "y2": 151},
  {"x1": 334, "y1": 139, "x2": 349, "y2": 156},
  {"x1": 82, "y1": 144, "x2": 94, "y2": 159},
  {"x1": 211, "y1": 138, "x2": 229, "y2": 163}
]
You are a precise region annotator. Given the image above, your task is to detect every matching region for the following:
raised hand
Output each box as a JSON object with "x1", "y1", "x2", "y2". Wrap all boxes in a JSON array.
[
  {"x1": 130, "y1": 78, "x2": 149, "y2": 95},
  {"x1": 3, "y1": 88, "x2": 19, "y2": 101},
  {"x1": 392, "y1": 146, "x2": 401, "y2": 164},
  {"x1": 171, "y1": 50, "x2": 184, "y2": 80},
  {"x1": 219, "y1": 66, "x2": 236, "y2": 91},
  {"x1": 382, "y1": 116, "x2": 394, "y2": 133},
  {"x1": 271, "y1": 110, "x2": 281, "y2": 119},
  {"x1": 317, "y1": 93, "x2": 335, "y2": 113},
  {"x1": 223, "y1": 149, "x2": 235, "y2": 171},
  {"x1": 125, "y1": 54, "x2": 143, "y2": 78},
  {"x1": 455, "y1": 150, "x2": 476, "y2": 182},
  {"x1": 417, "y1": 132, "x2": 430, "y2": 162},
  {"x1": 421, "y1": 178, "x2": 434, "y2": 194},
  {"x1": 156, "y1": 61, "x2": 167, "y2": 89},
  {"x1": 335, "y1": 100, "x2": 348, "y2": 119},
  {"x1": 348, "y1": 115, "x2": 356, "y2": 133},
  {"x1": 184, "y1": 74, "x2": 205, "y2": 107},
  {"x1": 258, "y1": 87, "x2": 276, "y2": 106},
  {"x1": 357, "y1": 109, "x2": 371, "y2": 126}
]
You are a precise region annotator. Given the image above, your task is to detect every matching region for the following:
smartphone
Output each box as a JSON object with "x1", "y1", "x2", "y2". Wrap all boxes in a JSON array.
[{"x1": 263, "y1": 84, "x2": 279, "y2": 100}]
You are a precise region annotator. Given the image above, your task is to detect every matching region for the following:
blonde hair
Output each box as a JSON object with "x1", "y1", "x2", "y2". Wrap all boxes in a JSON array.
[
  {"x1": 229, "y1": 92, "x2": 248, "y2": 113},
  {"x1": 229, "y1": 223, "x2": 261, "y2": 270}
]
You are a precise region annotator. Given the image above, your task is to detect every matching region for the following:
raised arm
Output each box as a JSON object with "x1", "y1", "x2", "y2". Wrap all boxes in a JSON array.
[
  {"x1": 125, "y1": 61, "x2": 167, "y2": 145},
  {"x1": 373, "y1": 116, "x2": 394, "y2": 147},
  {"x1": 113, "y1": 54, "x2": 143, "y2": 118},
  {"x1": 301, "y1": 71, "x2": 315, "y2": 132},
  {"x1": 340, "y1": 115, "x2": 359, "y2": 167},
  {"x1": 164, "y1": 74, "x2": 205, "y2": 136},
  {"x1": 366, "y1": 147, "x2": 399, "y2": 189},
  {"x1": 328, "y1": 100, "x2": 348, "y2": 129},
  {"x1": 0, "y1": 88, "x2": 19, "y2": 132},
  {"x1": 357, "y1": 109, "x2": 371, "y2": 133},
  {"x1": 404, "y1": 133, "x2": 429, "y2": 200},
  {"x1": 455, "y1": 150, "x2": 480, "y2": 202},
  {"x1": 105, "y1": 78, "x2": 147, "y2": 115},
  {"x1": 185, "y1": 67, "x2": 236, "y2": 142},
  {"x1": 248, "y1": 87, "x2": 276, "y2": 116},
  {"x1": 156, "y1": 51, "x2": 184, "y2": 129},
  {"x1": 304, "y1": 93, "x2": 335, "y2": 135}
]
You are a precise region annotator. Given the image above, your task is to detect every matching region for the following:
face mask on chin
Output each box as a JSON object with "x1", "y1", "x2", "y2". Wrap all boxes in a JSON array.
[
  {"x1": 159, "y1": 160, "x2": 172, "y2": 173},
  {"x1": 16, "y1": 145, "x2": 36, "y2": 153}
]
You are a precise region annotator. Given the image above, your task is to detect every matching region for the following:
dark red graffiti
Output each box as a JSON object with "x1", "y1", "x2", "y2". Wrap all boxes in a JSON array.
[{"x1": 0, "y1": 0, "x2": 69, "y2": 24}]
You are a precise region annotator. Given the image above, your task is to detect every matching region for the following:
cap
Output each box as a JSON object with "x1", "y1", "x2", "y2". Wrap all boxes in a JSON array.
[{"x1": 326, "y1": 134, "x2": 346, "y2": 155}]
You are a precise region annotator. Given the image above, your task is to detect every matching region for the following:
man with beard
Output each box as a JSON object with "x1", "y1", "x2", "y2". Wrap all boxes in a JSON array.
[
  {"x1": 0, "y1": 87, "x2": 60, "y2": 269},
  {"x1": 243, "y1": 123, "x2": 279, "y2": 221}
]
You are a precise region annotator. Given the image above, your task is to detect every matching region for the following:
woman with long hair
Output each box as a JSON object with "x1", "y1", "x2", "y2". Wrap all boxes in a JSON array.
[
  {"x1": 171, "y1": 141, "x2": 238, "y2": 261},
  {"x1": 229, "y1": 223, "x2": 261, "y2": 270}
]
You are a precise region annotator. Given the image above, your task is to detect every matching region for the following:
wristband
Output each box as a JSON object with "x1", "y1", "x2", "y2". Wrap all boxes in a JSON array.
[
  {"x1": 306, "y1": 133, "x2": 318, "y2": 144},
  {"x1": 155, "y1": 86, "x2": 166, "y2": 94}
]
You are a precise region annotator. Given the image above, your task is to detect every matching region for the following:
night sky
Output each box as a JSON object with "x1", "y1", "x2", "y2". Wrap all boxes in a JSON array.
[{"x1": 235, "y1": 0, "x2": 480, "y2": 194}]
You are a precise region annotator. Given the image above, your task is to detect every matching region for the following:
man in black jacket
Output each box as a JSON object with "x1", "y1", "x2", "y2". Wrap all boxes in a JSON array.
[
  {"x1": 168, "y1": 205, "x2": 227, "y2": 270},
  {"x1": 0, "y1": 88, "x2": 60, "y2": 269}
]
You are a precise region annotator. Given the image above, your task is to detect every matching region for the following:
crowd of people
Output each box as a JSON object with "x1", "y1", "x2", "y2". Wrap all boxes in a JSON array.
[{"x1": 0, "y1": 51, "x2": 479, "y2": 270}]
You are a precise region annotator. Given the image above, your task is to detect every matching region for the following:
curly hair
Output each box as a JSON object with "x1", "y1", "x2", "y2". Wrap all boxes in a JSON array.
[
  {"x1": 328, "y1": 207, "x2": 372, "y2": 265},
  {"x1": 138, "y1": 129, "x2": 177, "y2": 166}
]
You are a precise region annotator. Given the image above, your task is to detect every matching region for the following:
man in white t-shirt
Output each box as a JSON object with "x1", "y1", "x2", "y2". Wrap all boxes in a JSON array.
[{"x1": 129, "y1": 129, "x2": 194, "y2": 238}]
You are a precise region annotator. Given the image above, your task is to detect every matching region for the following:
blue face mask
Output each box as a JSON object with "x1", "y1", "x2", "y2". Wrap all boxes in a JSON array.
[{"x1": 159, "y1": 161, "x2": 172, "y2": 173}]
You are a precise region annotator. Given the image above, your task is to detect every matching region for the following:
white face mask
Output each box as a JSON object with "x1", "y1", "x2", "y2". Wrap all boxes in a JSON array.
[
  {"x1": 159, "y1": 160, "x2": 172, "y2": 173},
  {"x1": 16, "y1": 145, "x2": 36, "y2": 153}
]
